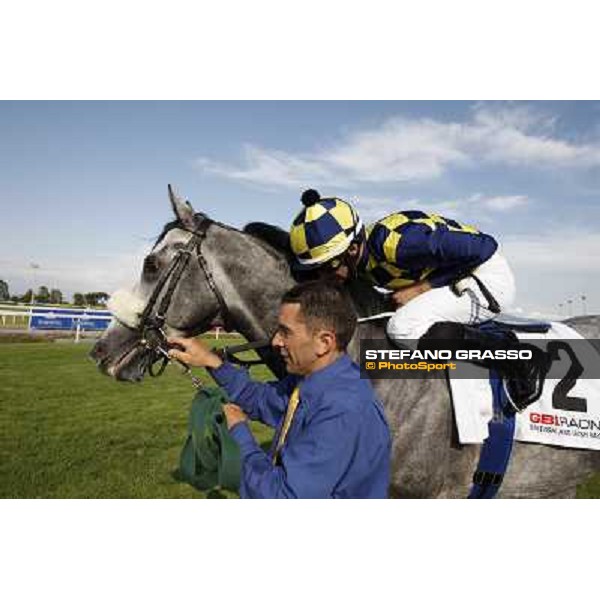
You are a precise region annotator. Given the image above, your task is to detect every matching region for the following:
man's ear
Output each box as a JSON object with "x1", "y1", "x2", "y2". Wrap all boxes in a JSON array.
[
  {"x1": 314, "y1": 329, "x2": 337, "y2": 356},
  {"x1": 347, "y1": 242, "x2": 360, "y2": 257}
]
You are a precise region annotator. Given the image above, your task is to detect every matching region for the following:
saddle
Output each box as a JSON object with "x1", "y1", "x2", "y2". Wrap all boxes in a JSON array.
[
  {"x1": 413, "y1": 317, "x2": 552, "y2": 412},
  {"x1": 487, "y1": 313, "x2": 551, "y2": 334}
]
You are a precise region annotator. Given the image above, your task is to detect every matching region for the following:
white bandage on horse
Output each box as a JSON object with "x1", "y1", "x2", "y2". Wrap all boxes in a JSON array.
[{"x1": 107, "y1": 288, "x2": 145, "y2": 329}]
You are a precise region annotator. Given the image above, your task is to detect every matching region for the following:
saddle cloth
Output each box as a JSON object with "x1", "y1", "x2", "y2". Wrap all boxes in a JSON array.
[{"x1": 448, "y1": 321, "x2": 600, "y2": 450}]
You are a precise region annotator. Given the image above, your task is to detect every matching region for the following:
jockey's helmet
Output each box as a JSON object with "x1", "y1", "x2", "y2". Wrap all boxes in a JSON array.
[{"x1": 289, "y1": 189, "x2": 364, "y2": 270}]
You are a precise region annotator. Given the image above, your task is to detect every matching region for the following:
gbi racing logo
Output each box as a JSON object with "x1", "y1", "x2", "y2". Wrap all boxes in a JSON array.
[{"x1": 530, "y1": 412, "x2": 600, "y2": 434}]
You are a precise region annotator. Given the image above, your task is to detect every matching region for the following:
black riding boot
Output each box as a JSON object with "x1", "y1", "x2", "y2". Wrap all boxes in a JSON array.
[{"x1": 418, "y1": 321, "x2": 548, "y2": 411}]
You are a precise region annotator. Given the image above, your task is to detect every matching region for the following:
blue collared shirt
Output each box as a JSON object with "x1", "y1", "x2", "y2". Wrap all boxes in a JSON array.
[{"x1": 210, "y1": 354, "x2": 391, "y2": 499}]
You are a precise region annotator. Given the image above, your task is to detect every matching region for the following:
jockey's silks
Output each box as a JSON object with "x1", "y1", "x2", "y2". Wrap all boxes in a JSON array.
[
  {"x1": 210, "y1": 355, "x2": 391, "y2": 499},
  {"x1": 364, "y1": 211, "x2": 498, "y2": 289}
]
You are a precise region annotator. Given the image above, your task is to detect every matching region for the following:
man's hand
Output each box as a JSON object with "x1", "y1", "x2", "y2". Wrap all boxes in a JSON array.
[
  {"x1": 391, "y1": 280, "x2": 432, "y2": 307},
  {"x1": 167, "y1": 336, "x2": 223, "y2": 369},
  {"x1": 223, "y1": 403, "x2": 247, "y2": 430}
]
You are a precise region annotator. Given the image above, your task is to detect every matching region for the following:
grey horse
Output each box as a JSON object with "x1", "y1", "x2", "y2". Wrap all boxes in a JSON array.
[{"x1": 91, "y1": 189, "x2": 600, "y2": 498}]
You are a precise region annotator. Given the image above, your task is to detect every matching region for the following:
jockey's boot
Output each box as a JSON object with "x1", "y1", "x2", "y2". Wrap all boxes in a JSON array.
[{"x1": 418, "y1": 321, "x2": 549, "y2": 412}]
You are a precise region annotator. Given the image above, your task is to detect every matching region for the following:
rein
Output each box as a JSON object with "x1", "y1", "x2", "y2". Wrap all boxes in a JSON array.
[{"x1": 217, "y1": 339, "x2": 272, "y2": 367}]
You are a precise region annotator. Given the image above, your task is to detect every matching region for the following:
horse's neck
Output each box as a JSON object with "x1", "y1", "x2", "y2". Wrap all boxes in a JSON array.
[
  {"x1": 205, "y1": 226, "x2": 390, "y2": 375},
  {"x1": 347, "y1": 319, "x2": 390, "y2": 362},
  {"x1": 210, "y1": 229, "x2": 388, "y2": 336},
  {"x1": 207, "y1": 226, "x2": 293, "y2": 341}
]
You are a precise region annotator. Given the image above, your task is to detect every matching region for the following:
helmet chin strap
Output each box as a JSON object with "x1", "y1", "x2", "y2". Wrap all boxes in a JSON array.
[
  {"x1": 341, "y1": 251, "x2": 359, "y2": 280},
  {"x1": 338, "y1": 238, "x2": 366, "y2": 280}
]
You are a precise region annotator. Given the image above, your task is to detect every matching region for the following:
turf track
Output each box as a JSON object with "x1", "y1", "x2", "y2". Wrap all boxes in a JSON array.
[{"x1": 1, "y1": 338, "x2": 598, "y2": 498}]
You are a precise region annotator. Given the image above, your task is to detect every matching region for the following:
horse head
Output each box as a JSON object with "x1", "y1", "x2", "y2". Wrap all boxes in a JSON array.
[{"x1": 90, "y1": 186, "x2": 293, "y2": 381}]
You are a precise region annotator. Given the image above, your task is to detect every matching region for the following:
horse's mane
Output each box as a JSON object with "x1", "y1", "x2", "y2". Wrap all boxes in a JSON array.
[
  {"x1": 243, "y1": 222, "x2": 296, "y2": 266},
  {"x1": 242, "y1": 221, "x2": 389, "y2": 318},
  {"x1": 244, "y1": 222, "x2": 291, "y2": 255}
]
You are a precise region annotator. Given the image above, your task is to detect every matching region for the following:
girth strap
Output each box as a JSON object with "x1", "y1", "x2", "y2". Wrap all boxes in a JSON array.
[{"x1": 468, "y1": 370, "x2": 516, "y2": 499}]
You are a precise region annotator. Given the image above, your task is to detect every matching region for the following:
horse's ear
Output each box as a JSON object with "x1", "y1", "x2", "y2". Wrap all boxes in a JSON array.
[{"x1": 168, "y1": 184, "x2": 198, "y2": 230}]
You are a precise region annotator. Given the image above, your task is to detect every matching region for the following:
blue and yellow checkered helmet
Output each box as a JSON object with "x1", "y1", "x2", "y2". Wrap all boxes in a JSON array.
[{"x1": 290, "y1": 189, "x2": 364, "y2": 269}]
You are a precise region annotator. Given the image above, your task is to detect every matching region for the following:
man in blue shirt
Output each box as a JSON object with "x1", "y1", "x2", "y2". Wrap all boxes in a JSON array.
[{"x1": 168, "y1": 280, "x2": 391, "y2": 499}]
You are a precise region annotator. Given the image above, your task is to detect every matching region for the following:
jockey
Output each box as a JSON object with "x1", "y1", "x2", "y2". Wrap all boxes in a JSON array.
[{"x1": 288, "y1": 189, "x2": 544, "y2": 410}]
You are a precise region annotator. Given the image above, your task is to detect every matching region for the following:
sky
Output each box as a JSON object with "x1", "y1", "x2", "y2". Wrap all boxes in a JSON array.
[{"x1": 0, "y1": 100, "x2": 599, "y2": 319}]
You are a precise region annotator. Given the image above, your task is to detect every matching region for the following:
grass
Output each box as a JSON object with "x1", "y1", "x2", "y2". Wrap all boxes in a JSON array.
[
  {"x1": 0, "y1": 338, "x2": 273, "y2": 498},
  {"x1": 0, "y1": 333, "x2": 52, "y2": 343},
  {"x1": 1, "y1": 338, "x2": 599, "y2": 498}
]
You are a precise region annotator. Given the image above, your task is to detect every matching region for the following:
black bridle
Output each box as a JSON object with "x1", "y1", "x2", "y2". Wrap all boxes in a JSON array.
[{"x1": 136, "y1": 217, "x2": 268, "y2": 381}]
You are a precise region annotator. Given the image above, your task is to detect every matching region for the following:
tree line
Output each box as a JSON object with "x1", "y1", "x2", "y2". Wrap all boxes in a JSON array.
[{"x1": 0, "y1": 280, "x2": 109, "y2": 307}]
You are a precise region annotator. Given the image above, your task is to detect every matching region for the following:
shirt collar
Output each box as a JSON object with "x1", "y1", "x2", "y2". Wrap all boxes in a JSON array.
[{"x1": 299, "y1": 353, "x2": 352, "y2": 395}]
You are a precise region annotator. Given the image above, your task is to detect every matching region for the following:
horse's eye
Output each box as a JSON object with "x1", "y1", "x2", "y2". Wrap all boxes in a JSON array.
[{"x1": 143, "y1": 255, "x2": 160, "y2": 277}]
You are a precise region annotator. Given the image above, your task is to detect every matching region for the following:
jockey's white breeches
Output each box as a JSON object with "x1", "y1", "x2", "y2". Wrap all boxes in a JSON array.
[{"x1": 386, "y1": 250, "x2": 516, "y2": 343}]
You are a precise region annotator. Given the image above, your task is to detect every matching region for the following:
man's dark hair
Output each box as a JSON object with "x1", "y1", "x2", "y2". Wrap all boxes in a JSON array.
[{"x1": 281, "y1": 280, "x2": 357, "y2": 350}]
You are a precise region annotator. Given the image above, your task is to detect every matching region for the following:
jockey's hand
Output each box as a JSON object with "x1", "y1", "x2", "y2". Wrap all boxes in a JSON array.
[
  {"x1": 223, "y1": 403, "x2": 248, "y2": 430},
  {"x1": 392, "y1": 281, "x2": 432, "y2": 307},
  {"x1": 167, "y1": 336, "x2": 223, "y2": 369}
]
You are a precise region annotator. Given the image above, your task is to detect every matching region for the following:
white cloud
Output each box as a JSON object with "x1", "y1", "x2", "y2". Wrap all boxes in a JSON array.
[
  {"x1": 195, "y1": 103, "x2": 600, "y2": 188},
  {"x1": 502, "y1": 231, "x2": 600, "y2": 273},
  {"x1": 196, "y1": 144, "x2": 341, "y2": 189},
  {"x1": 325, "y1": 118, "x2": 470, "y2": 182},
  {"x1": 354, "y1": 193, "x2": 530, "y2": 222},
  {"x1": 477, "y1": 194, "x2": 529, "y2": 212}
]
